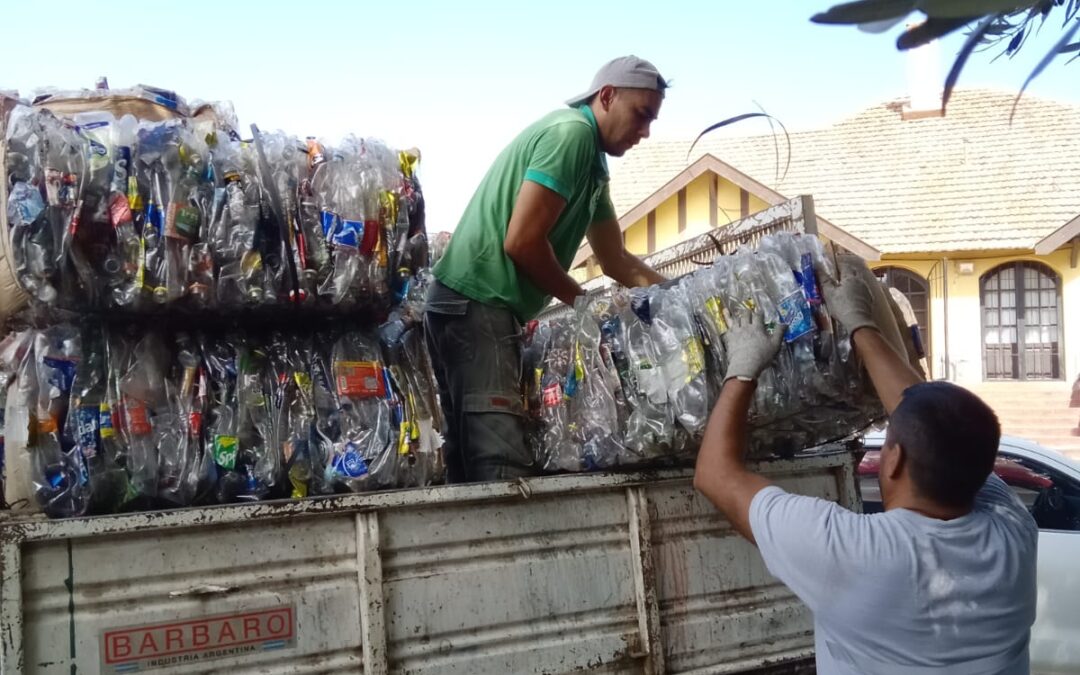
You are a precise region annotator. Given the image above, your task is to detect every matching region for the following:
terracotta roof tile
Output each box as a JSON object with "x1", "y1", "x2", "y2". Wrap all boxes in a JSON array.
[{"x1": 610, "y1": 89, "x2": 1080, "y2": 253}]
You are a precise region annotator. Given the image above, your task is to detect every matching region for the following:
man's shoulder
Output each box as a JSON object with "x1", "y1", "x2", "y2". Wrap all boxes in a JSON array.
[{"x1": 524, "y1": 108, "x2": 593, "y2": 138}]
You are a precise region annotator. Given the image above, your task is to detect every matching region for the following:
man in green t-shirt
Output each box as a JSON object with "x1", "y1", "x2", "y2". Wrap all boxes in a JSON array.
[{"x1": 426, "y1": 55, "x2": 669, "y2": 483}]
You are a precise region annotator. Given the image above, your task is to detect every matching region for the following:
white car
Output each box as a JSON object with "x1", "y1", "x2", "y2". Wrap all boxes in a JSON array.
[{"x1": 858, "y1": 432, "x2": 1080, "y2": 675}]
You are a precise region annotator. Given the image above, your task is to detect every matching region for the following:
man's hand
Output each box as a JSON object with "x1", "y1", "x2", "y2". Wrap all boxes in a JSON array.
[
  {"x1": 818, "y1": 270, "x2": 877, "y2": 336},
  {"x1": 722, "y1": 311, "x2": 784, "y2": 383},
  {"x1": 586, "y1": 218, "x2": 666, "y2": 288}
]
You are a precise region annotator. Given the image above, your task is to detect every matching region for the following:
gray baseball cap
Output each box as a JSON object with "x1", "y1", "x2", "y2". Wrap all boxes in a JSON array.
[{"x1": 566, "y1": 55, "x2": 669, "y2": 107}]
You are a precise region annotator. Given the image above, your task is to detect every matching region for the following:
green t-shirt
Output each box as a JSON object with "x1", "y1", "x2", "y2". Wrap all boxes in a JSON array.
[{"x1": 433, "y1": 105, "x2": 616, "y2": 321}]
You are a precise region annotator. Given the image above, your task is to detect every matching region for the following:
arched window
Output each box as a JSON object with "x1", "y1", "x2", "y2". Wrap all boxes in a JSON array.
[
  {"x1": 874, "y1": 267, "x2": 931, "y2": 373},
  {"x1": 981, "y1": 261, "x2": 1062, "y2": 380}
]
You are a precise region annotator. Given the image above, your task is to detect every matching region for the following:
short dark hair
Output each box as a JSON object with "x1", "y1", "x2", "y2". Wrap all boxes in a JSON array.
[{"x1": 885, "y1": 381, "x2": 1000, "y2": 508}]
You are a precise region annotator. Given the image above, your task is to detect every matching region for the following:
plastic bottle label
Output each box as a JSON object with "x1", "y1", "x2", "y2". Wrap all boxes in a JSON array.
[
  {"x1": 99, "y1": 402, "x2": 116, "y2": 439},
  {"x1": 542, "y1": 383, "x2": 562, "y2": 407},
  {"x1": 320, "y1": 209, "x2": 339, "y2": 237},
  {"x1": 705, "y1": 297, "x2": 729, "y2": 333},
  {"x1": 333, "y1": 219, "x2": 363, "y2": 250},
  {"x1": 213, "y1": 435, "x2": 239, "y2": 470},
  {"x1": 798, "y1": 253, "x2": 822, "y2": 304},
  {"x1": 361, "y1": 219, "x2": 380, "y2": 255},
  {"x1": 108, "y1": 192, "x2": 133, "y2": 228},
  {"x1": 175, "y1": 205, "x2": 200, "y2": 238},
  {"x1": 778, "y1": 290, "x2": 814, "y2": 342},
  {"x1": 684, "y1": 337, "x2": 706, "y2": 379},
  {"x1": 334, "y1": 361, "x2": 385, "y2": 398},
  {"x1": 75, "y1": 406, "x2": 100, "y2": 458},
  {"x1": 189, "y1": 411, "x2": 203, "y2": 438},
  {"x1": 332, "y1": 444, "x2": 368, "y2": 478},
  {"x1": 124, "y1": 400, "x2": 152, "y2": 436},
  {"x1": 165, "y1": 203, "x2": 199, "y2": 239}
]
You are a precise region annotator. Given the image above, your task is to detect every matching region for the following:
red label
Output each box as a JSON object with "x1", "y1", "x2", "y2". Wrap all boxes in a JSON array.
[
  {"x1": 188, "y1": 411, "x2": 202, "y2": 438},
  {"x1": 334, "y1": 361, "x2": 385, "y2": 398},
  {"x1": 109, "y1": 192, "x2": 132, "y2": 227},
  {"x1": 542, "y1": 383, "x2": 561, "y2": 407},
  {"x1": 67, "y1": 200, "x2": 84, "y2": 236},
  {"x1": 124, "y1": 400, "x2": 152, "y2": 436},
  {"x1": 360, "y1": 219, "x2": 380, "y2": 255},
  {"x1": 101, "y1": 606, "x2": 296, "y2": 671}
]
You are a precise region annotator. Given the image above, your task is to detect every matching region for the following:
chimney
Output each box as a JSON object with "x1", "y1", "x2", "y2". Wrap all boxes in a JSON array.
[{"x1": 902, "y1": 34, "x2": 943, "y2": 120}]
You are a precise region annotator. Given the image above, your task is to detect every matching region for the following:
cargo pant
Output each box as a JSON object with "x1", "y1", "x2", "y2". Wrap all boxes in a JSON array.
[{"x1": 424, "y1": 280, "x2": 539, "y2": 483}]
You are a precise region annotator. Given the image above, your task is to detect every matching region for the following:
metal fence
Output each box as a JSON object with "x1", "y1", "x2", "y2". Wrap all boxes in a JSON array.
[{"x1": 539, "y1": 195, "x2": 818, "y2": 321}]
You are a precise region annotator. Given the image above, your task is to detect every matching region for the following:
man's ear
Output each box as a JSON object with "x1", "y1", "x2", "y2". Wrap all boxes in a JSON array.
[
  {"x1": 884, "y1": 442, "x2": 906, "y2": 481},
  {"x1": 598, "y1": 85, "x2": 617, "y2": 111}
]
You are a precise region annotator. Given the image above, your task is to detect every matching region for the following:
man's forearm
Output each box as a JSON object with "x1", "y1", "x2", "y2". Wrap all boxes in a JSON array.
[
  {"x1": 603, "y1": 250, "x2": 666, "y2": 288},
  {"x1": 697, "y1": 379, "x2": 755, "y2": 480},
  {"x1": 694, "y1": 379, "x2": 771, "y2": 542},
  {"x1": 852, "y1": 327, "x2": 924, "y2": 414},
  {"x1": 506, "y1": 241, "x2": 584, "y2": 306}
]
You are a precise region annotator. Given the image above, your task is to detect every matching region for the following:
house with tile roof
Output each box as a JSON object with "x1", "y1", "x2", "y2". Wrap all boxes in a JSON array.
[{"x1": 573, "y1": 88, "x2": 1080, "y2": 452}]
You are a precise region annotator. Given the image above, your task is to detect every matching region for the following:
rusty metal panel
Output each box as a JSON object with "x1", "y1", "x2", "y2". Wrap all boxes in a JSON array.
[
  {"x1": 1, "y1": 451, "x2": 855, "y2": 675},
  {"x1": 379, "y1": 490, "x2": 645, "y2": 674},
  {"x1": 19, "y1": 514, "x2": 365, "y2": 674},
  {"x1": 646, "y1": 457, "x2": 853, "y2": 674}
]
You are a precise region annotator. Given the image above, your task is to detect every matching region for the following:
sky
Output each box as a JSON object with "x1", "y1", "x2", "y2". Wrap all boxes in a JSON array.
[{"x1": 3, "y1": 0, "x2": 1078, "y2": 232}]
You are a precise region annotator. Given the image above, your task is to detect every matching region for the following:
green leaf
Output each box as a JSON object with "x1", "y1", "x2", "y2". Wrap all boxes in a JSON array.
[
  {"x1": 811, "y1": 0, "x2": 917, "y2": 24},
  {"x1": 942, "y1": 15, "x2": 1002, "y2": 112},
  {"x1": 1011, "y1": 17, "x2": 1080, "y2": 121},
  {"x1": 917, "y1": 0, "x2": 1032, "y2": 19}
]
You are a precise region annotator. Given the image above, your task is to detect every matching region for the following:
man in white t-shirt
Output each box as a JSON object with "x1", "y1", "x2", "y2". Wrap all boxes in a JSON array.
[{"x1": 693, "y1": 260, "x2": 1038, "y2": 674}]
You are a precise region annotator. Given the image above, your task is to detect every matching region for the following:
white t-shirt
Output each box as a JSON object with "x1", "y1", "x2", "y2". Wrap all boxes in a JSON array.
[{"x1": 749, "y1": 474, "x2": 1038, "y2": 674}]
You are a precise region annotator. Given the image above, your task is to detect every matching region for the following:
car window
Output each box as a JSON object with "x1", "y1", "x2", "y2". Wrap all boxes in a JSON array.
[{"x1": 999, "y1": 452, "x2": 1080, "y2": 532}]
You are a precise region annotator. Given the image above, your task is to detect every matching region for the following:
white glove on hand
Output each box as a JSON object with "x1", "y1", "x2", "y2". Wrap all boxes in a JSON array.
[
  {"x1": 818, "y1": 272, "x2": 877, "y2": 336},
  {"x1": 722, "y1": 312, "x2": 784, "y2": 383}
]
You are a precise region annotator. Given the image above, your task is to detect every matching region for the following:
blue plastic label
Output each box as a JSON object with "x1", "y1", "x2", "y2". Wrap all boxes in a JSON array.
[
  {"x1": 333, "y1": 443, "x2": 369, "y2": 478},
  {"x1": 778, "y1": 290, "x2": 814, "y2": 342},
  {"x1": 8, "y1": 182, "x2": 45, "y2": 226},
  {"x1": 320, "y1": 209, "x2": 339, "y2": 238},
  {"x1": 797, "y1": 253, "x2": 821, "y2": 304},
  {"x1": 333, "y1": 219, "x2": 363, "y2": 250},
  {"x1": 42, "y1": 357, "x2": 77, "y2": 395},
  {"x1": 75, "y1": 405, "x2": 100, "y2": 458}
]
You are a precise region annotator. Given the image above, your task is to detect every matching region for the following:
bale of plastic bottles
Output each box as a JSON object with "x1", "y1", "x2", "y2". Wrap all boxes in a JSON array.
[
  {"x1": 524, "y1": 231, "x2": 902, "y2": 472},
  {"x1": 0, "y1": 275, "x2": 441, "y2": 519},
  {"x1": 2, "y1": 86, "x2": 426, "y2": 318},
  {"x1": 0, "y1": 84, "x2": 442, "y2": 518}
]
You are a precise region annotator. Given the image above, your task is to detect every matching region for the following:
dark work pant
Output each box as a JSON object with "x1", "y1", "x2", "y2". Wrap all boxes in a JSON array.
[{"x1": 424, "y1": 282, "x2": 539, "y2": 483}]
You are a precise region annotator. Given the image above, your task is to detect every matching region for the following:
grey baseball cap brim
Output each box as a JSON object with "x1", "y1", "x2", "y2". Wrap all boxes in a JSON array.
[{"x1": 566, "y1": 55, "x2": 669, "y2": 107}]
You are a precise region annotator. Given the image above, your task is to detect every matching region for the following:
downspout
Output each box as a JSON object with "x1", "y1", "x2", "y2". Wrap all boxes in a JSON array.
[{"x1": 942, "y1": 256, "x2": 951, "y2": 381}]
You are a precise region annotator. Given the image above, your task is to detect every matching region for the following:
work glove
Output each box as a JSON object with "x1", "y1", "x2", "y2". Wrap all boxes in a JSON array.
[
  {"x1": 818, "y1": 272, "x2": 877, "y2": 336},
  {"x1": 818, "y1": 254, "x2": 913, "y2": 363},
  {"x1": 722, "y1": 311, "x2": 784, "y2": 383}
]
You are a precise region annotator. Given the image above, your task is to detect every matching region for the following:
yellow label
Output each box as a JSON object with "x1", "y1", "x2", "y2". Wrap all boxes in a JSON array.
[
  {"x1": 684, "y1": 338, "x2": 706, "y2": 380},
  {"x1": 705, "y1": 297, "x2": 728, "y2": 333},
  {"x1": 294, "y1": 372, "x2": 313, "y2": 396},
  {"x1": 398, "y1": 421, "x2": 411, "y2": 455}
]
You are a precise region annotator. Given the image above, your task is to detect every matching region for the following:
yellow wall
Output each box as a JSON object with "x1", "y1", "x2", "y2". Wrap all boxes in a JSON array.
[
  {"x1": 625, "y1": 216, "x2": 647, "y2": 256},
  {"x1": 619, "y1": 174, "x2": 767, "y2": 259},
  {"x1": 685, "y1": 177, "x2": 711, "y2": 237},
  {"x1": 872, "y1": 251, "x2": 1080, "y2": 384},
  {"x1": 656, "y1": 198, "x2": 678, "y2": 250}
]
